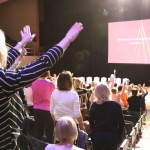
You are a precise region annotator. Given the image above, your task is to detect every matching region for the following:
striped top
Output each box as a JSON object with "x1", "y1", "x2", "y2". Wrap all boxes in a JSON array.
[{"x1": 0, "y1": 45, "x2": 63, "y2": 149}]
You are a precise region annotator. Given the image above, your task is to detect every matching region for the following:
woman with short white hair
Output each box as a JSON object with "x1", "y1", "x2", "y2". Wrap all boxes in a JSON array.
[
  {"x1": 45, "y1": 116, "x2": 84, "y2": 150},
  {"x1": 89, "y1": 83, "x2": 124, "y2": 150}
]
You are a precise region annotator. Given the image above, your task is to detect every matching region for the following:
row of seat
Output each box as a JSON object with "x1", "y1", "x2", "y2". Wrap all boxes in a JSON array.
[
  {"x1": 17, "y1": 134, "x2": 49, "y2": 150},
  {"x1": 119, "y1": 112, "x2": 146, "y2": 150}
]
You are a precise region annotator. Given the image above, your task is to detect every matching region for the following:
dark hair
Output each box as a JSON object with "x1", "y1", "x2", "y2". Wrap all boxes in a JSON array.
[
  {"x1": 57, "y1": 71, "x2": 73, "y2": 91},
  {"x1": 111, "y1": 88, "x2": 117, "y2": 94},
  {"x1": 132, "y1": 88, "x2": 138, "y2": 96},
  {"x1": 118, "y1": 85, "x2": 123, "y2": 91},
  {"x1": 114, "y1": 83, "x2": 117, "y2": 87},
  {"x1": 40, "y1": 70, "x2": 50, "y2": 78}
]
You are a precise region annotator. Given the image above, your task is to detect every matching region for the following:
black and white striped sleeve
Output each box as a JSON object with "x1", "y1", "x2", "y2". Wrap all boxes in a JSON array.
[
  {"x1": 6, "y1": 48, "x2": 20, "y2": 69},
  {"x1": 0, "y1": 45, "x2": 63, "y2": 95}
]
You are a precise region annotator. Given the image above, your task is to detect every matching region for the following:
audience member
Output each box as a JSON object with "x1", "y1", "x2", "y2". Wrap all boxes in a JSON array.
[
  {"x1": 45, "y1": 116, "x2": 84, "y2": 150},
  {"x1": 111, "y1": 82, "x2": 126, "y2": 107},
  {"x1": 50, "y1": 71, "x2": 85, "y2": 130},
  {"x1": 74, "y1": 78, "x2": 90, "y2": 121},
  {"x1": 118, "y1": 84, "x2": 128, "y2": 108},
  {"x1": 127, "y1": 84, "x2": 146, "y2": 122},
  {"x1": 30, "y1": 71, "x2": 55, "y2": 143},
  {"x1": 89, "y1": 83, "x2": 124, "y2": 150},
  {"x1": 0, "y1": 22, "x2": 83, "y2": 149}
]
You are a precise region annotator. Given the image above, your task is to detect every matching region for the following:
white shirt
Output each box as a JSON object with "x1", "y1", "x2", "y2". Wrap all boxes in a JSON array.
[
  {"x1": 50, "y1": 89, "x2": 81, "y2": 121},
  {"x1": 24, "y1": 87, "x2": 34, "y2": 106},
  {"x1": 45, "y1": 144, "x2": 84, "y2": 150}
]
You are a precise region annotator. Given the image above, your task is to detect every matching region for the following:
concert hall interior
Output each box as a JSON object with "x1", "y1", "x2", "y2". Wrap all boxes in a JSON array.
[{"x1": 1, "y1": 0, "x2": 150, "y2": 150}]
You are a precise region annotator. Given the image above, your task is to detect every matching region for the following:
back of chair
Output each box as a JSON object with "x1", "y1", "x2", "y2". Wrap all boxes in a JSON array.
[
  {"x1": 31, "y1": 137, "x2": 49, "y2": 150},
  {"x1": 17, "y1": 134, "x2": 33, "y2": 150},
  {"x1": 85, "y1": 138, "x2": 93, "y2": 150},
  {"x1": 119, "y1": 139, "x2": 129, "y2": 150},
  {"x1": 129, "y1": 128, "x2": 137, "y2": 147},
  {"x1": 124, "y1": 121, "x2": 134, "y2": 136},
  {"x1": 123, "y1": 115, "x2": 136, "y2": 126},
  {"x1": 22, "y1": 116, "x2": 35, "y2": 136}
]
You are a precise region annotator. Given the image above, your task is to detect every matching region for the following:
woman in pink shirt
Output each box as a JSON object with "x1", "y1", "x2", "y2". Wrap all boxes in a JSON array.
[{"x1": 31, "y1": 71, "x2": 55, "y2": 143}]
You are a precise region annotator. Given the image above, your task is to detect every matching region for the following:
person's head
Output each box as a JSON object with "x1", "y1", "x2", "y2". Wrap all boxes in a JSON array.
[
  {"x1": 127, "y1": 85, "x2": 132, "y2": 92},
  {"x1": 40, "y1": 70, "x2": 50, "y2": 78},
  {"x1": 118, "y1": 85, "x2": 123, "y2": 91},
  {"x1": 111, "y1": 88, "x2": 117, "y2": 94},
  {"x1": 95, "y1": 83, "x2": 111, "y2": 104},
  {"x1": 55, "y1": 116, "x2": 78, "y2": 142},
  {"x1": 114, "y1": 83, "x2": 117, "y2": 87},
  {"x1": 57, "y1": 70, "x2": 73, "y2": 91},
  {"x1": 132, "y1": 88, "x2": 138, "y2": 96},
  {"x1": 74, "y1": 78, "x2": 82, "y2": 88},
  {"x1": 0, "y1": 29, "x2": 8, "y2": 68},
  {"x1": 133, "y1": 85, "x2": 139, "y2": 91}
]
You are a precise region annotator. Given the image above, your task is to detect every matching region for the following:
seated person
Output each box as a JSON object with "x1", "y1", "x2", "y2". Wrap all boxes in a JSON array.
[{"x1": 45, "y1": 116, "x2": 84, "y2": 150}]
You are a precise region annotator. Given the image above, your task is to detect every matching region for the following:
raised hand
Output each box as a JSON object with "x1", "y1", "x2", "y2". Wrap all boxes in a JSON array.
[
  {"x1": 65, "y1": 22, "x2": 83, "y2": 43},
  {"x1": 20, "y1": 25, "x2": 36, "y2": 46}
]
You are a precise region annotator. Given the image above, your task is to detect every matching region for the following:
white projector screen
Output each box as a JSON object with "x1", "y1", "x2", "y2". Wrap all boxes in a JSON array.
[{"x1": 108, "y1": 19, "x2": 150, "y2": 64}]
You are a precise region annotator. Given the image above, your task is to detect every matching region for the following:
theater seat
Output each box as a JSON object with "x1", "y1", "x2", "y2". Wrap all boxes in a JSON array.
[{"x1": 31, "y1": 137, "x2": 49, "y2": 150}]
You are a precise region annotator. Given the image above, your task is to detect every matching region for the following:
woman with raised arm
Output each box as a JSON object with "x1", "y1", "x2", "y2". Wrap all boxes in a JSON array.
[{"x1": 0, "y1": 22, "x2": 83, "y2": 149}]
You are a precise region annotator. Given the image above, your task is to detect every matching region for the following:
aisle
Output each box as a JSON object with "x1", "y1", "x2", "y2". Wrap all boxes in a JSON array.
[{"x1": 133, "y1": 121, "x2": 150, "y2": 149}]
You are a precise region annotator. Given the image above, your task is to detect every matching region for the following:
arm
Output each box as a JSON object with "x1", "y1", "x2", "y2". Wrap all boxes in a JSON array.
[
  {"x1": 89, "y1": 103, "x2": 95, "y2": 129},
  {"x1": 2, "y1": 23, "x2": 83, "y2": 96},
  {"x1": 138, "y1": 84, "x2": 145, "y2": 97},
  {"x1": 120, "y1": 82, "x2": 126, "y2": 97},
  {"x1": 7, "y1": 48, "x2": 27, "y2": 71},
  {"x1": 57, "y1": 22, "x2": 83, "y2": 52},
  {"x1": 117, "y1": 104, "x2": 125, "y2": 144},
  {"x1": 73, "y1": 92, "x2": 84, "y2": 130},
  {"x1": 50, "y1": 93, "x2": 55, "y2": 121}
]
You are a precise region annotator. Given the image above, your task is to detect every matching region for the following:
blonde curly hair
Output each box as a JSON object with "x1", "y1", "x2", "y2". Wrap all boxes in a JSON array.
[{"x1": 0, "y1": 29, "x2": 8, "y2": 68}]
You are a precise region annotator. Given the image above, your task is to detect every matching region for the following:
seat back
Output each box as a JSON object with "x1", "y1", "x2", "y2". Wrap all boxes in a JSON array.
[
  {"x1": 119, "y1": 139, "x2": 129, "y2": 150},
  {"x1": 129, "y1": 128, "x2": 137, "y2": 147},
  {"x1": 22, "y1": 116, "x2": 35, "y2": 136},
  {"x1": 31, "y1": 137, "x2": 49, "y2": 150},
  {"x1": 85, "y1": 138, "x2": 93, "y2": 150},
  {"x1": 17, "y1": 134, "x2": 33, "y2": 150},
  {"x1": 124, "y1": 122, "x2": 133, "y2": 136},
  {"x1": 123, "y1": 114, "x2": 136, "y2": 126}
]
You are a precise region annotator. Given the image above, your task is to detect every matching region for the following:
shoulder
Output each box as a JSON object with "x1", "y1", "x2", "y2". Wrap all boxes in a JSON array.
[
  {"x1": 109, "y1": 101, "x2": 121, "y2": 108},
  {"x1": 72, "y1": 145, "x2": 84, "y2": 150},
  {"x1": 45, "y1": 144, "x2": 54, "y2": 150}
]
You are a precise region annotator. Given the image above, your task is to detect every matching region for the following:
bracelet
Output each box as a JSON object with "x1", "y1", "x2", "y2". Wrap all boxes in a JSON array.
[{"x1": 18, "y1": 42, "x2": 23, "y2": 46}]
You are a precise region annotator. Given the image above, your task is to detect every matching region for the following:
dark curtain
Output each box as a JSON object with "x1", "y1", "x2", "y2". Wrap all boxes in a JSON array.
[{"x1": 43, "y1": 0, "x2": 150, "y2": 85}]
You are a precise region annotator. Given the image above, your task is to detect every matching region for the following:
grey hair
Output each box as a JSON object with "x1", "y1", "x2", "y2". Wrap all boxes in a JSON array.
[{"x1": 95, "y1": 83, "x2": 111, "y2": 104}]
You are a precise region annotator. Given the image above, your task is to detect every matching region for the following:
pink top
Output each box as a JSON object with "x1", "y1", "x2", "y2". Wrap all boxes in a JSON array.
[{"x1": 31, "y1": 78, "x2": 55, "y2": 111}]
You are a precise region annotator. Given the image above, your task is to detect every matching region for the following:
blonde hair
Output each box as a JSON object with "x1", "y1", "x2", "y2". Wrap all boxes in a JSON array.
[
  {"x1": 95, "y1": 83, "x2": 111, "y2": 104},
  {"x1": 0, "y1": 29, "x2": 8, "y2": 68},
  {"x1": 55, "y1": 116, "x2": 78, "y2": 142}
]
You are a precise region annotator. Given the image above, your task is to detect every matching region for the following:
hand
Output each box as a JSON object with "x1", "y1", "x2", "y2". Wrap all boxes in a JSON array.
[
  {"x1": 21, "y1": 48, "x2": 27, "y2": 56},
  {"x1": 65, "y1": 22, "x2": 83, "y2": 43},
  {"x1": 20, "y1": 25, "x2": 36, "y2": 45}
]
